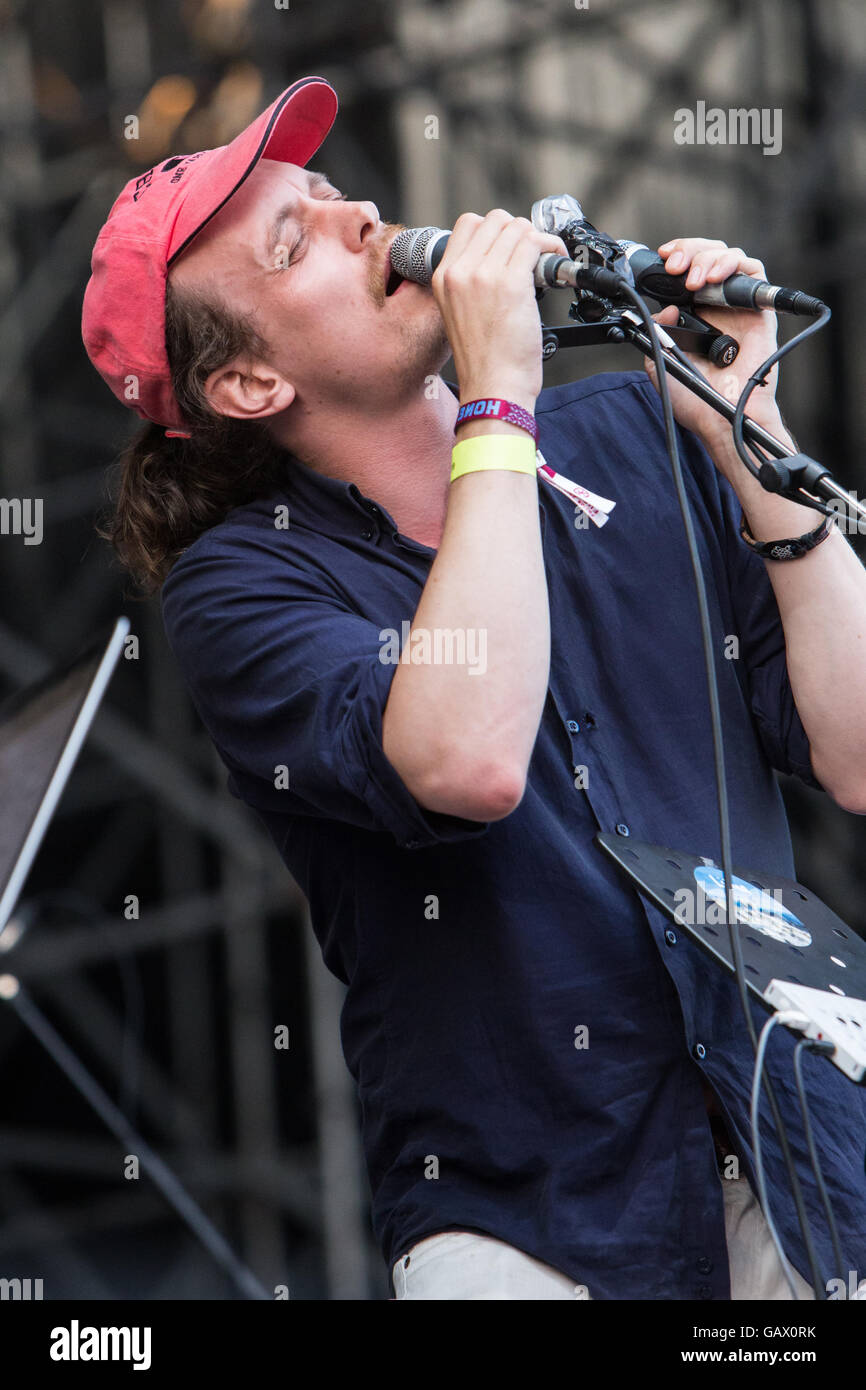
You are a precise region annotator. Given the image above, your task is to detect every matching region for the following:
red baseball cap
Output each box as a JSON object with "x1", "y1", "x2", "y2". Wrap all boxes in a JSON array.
[{"x1": 82, "y1": 76, "x2": 338, "y2": 434}]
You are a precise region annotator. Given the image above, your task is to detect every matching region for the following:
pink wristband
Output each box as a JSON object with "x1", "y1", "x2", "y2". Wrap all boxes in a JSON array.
[{"x1": 455, "y1": 398, "x2": 538, "y2": 444}]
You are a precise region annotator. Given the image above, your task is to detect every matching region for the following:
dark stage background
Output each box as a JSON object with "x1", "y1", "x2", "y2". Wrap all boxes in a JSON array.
[{"x1": 0, "y1": 0, "x2": 863, "y2": 1298}]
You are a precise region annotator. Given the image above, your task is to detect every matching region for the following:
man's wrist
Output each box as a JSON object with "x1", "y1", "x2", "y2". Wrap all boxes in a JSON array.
[
  {"x1": 699, "y1": 406, "x2": 792, "y2": 462},
  {"x1": 739, "y1": 494, "x2": 832, "y2": 544},
  {"x1": 459, "y1": 383, "x2": 537, "y2": 416},
  {"x1": 456, "y1": 418, "x2": 537, "y2": 442},
  {"x1": 701, "y1": 415, "x2": 787, "y2": 502},
  {"x1": 699, "y1": 410, "x2": 829, "y2": 540},
  {"x1": 719, "y1": 454, "x2": 824, "y2": 540},
  {"x1": 455, "y1": 387, "x2": 538, "y2": 442}
]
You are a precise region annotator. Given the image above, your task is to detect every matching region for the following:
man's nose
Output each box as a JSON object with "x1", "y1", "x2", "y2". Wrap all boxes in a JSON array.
[{"x1": 335, "y1": 199, "x2": 381, "y2": 251}]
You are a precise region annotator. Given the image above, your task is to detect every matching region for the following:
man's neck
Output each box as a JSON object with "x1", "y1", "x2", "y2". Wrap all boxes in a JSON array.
[{"x1": 273, "y1": 378, "x2": 460, "y2": 550}]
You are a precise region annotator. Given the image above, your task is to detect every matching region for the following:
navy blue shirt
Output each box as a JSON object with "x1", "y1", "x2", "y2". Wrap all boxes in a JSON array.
[{"x1": 161, "y1": 371, "x2": 866, "y2": 1299}]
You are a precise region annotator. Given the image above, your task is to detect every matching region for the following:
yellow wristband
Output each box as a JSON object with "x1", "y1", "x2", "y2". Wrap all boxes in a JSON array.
[{"x1": 450, "y1": 435, "x2": 538, "y2": 483}]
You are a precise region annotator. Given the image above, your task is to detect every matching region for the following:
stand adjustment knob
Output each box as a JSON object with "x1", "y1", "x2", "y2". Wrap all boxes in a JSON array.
[{"x1": 708, "y1": 334, "x2": 739, "y2": 367}]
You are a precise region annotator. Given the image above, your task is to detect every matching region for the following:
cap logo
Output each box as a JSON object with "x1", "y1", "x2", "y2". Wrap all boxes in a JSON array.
[
  {"x1": 132, "y1": 169, "x2": 154, "y2": 202},
  {"x1": 132, "y1": 152, "x2": 206, "y2": 201}
]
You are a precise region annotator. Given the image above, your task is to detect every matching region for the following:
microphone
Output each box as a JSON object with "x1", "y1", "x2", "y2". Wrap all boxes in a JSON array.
[
  {"x1": 388, "y1": 225, "x2": 577, "y2": 293},
  {"x1": 616, "y1": 240, "x2": 824, "y2": 316},
  {"x1": 390, "y1": 214, "x2": 825, "y2": 317},
  {"x1": 530, "y1": 194, "x2": 824, "y2": 315}
]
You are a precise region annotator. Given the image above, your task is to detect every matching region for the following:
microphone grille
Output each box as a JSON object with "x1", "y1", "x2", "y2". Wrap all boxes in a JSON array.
[{"x1": 389, "y1": 226, "x2": 443, "y2": 285}]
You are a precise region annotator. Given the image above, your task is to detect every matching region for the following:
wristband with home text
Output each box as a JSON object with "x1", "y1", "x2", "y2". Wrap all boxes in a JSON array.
[
  {"x1": 451, "y1": 435, "x2": 538, "y2": 483},
  {"x1": 454, "y1": 398, "x2": 539, "y2": 443},
  {"x1": 738, "y1": 508, "x2": 835, "y2": 560}
]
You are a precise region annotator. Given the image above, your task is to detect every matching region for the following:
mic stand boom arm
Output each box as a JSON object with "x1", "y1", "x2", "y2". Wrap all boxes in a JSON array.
[{"x1": 540, "y1": 308, "x2": 866, "y2": 522}]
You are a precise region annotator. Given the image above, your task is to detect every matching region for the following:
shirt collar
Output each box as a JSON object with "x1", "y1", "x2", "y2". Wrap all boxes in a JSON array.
[
  {"x1": 282, "y1": 450, "x2": 389, "y2": 535},
  {"x1": 280, "y1": 380, "x2": 462, "y2": 542}
]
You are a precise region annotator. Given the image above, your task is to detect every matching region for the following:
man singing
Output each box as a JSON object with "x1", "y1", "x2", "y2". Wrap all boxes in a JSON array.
[{"x1": 83, "y1": 77, "x2": 866, "y2": 1299}]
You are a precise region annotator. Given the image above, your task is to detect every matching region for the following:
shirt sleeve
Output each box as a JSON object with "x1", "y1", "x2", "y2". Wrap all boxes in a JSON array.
[
  {"x1": 695, "y1": 437, "x2": 824, "y2": 791},
  {"x1": 160, "y1": 530, "x2": 491, "y2": 850}
]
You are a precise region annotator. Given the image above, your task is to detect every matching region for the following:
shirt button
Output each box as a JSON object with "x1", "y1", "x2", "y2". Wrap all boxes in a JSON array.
[
  {"x1": 361, "y1": 528, "x2": 373, "y2": 540},
  {"x1": 566, "y1": 719, "x2": 580, "y2": 733},
  {"x1": 697, "y1": 1284, "x2": 713, "y2": 1299},
  {"x1": 664, "y1": 928, "x2": 677, "y2": 947},
  {"x1": 615, "y1": 822, "x2": 630, "y2": 836},
  {"x1": 694, "y1": 1042, "x2": 707, "y2": 1060},
  {"x1": 697, "y1": 1257, "x2": 713, "y2": 1275}
]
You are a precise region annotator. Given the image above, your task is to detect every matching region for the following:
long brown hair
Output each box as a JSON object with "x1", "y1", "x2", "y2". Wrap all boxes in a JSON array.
[{"x1": 98, "y1": 280, "x2": 286, "y2": 596}]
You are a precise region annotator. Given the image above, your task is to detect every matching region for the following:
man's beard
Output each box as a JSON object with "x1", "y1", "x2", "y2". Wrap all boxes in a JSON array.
[
  {"x1": 398, "y1": 304, "x2": 452, "y2": 379},
  {"x1": 365, "y1": 220, "x2": 452, "y2": 390}
]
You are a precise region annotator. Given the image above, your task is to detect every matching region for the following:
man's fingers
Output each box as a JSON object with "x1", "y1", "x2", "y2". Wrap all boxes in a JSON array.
[
  {"x1": 442, "y1": 208, "x2": 515, "y2": 270},
  {"x1": 438, "y1": 210, "x2": 567, "y2": 282},
  {"x1": 473, "y1": 215, "x2": 536, "y2": 272},
  {"x1": 685, "y1": 247, "x2": 744, "y2": 288},
  {"x1": 494, "y1": 217, "x2": 567, "y2": 268},
  {"x1": 659, "y1": 237, "x2": 726, "y2": 272},
  {"x1": 506, "y1": 234, "x2": 570, "y2": 274},
  {"x1": 659, "y1": 238, "x2": 767, "y2": 288},
  {"x1": 433, "y1": 211, "x2": 485, "y2": 272}
]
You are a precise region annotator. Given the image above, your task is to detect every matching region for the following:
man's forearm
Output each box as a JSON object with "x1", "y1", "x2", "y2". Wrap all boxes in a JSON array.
[
  {"x1": 706, "y1": 424, "x2": 866, "y2": 812},
  {"x1": 382, "y1": 425, "x2": 550, "y2": 823}
]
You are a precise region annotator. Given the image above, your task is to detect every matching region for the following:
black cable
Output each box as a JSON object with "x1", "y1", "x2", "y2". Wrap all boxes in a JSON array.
[
  {"x1": 751, "y1": 1014, "x2": 805, "y2": 1297},
  {"x1": 732, "y1": 303, "x2": 834, "y2": 512},
  {"x1": 793, "y1": 1037, "x2": 847, "y2": 1292},
  {"x1": 614, "y1": 278, "x2": 826, "y2": 1297},
  {"x1": 663, "y1": 317, "x2": 848, "y2": 1286}
]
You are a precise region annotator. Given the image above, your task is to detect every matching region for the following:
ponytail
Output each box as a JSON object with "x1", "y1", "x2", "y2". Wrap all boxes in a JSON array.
[{"x1": 97, "y1": 281, "x2": 286, "y2": 595}]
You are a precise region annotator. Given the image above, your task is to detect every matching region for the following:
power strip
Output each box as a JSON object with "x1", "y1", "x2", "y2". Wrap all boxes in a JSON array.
[{"x1": 763, "y1": 981, "x2": 866, "y2": 1083}]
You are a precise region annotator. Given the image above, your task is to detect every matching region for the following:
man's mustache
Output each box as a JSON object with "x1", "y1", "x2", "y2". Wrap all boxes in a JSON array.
[{"x1": 369, "y1": 222, "x2": 407, "y2": 306}]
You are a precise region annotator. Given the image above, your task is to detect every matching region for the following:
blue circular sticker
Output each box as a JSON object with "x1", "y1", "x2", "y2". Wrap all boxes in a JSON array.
[{"x1": 693, "y1": 866, "x2": 812, "y2": 948}]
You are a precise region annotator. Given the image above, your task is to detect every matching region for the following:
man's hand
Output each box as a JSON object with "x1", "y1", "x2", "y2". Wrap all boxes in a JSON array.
[
  {"x1": 431, "y1": 210, "x2": 568, "y2": 413},
  {"x1": 642, "y1": 238, "x2": 786, "y2": 460}
]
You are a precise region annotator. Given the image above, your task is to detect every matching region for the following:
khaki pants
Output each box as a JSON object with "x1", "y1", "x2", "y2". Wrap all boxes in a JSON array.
[{"x1": 391, "y1": 1170, "x2": 816, "y2": 1300}]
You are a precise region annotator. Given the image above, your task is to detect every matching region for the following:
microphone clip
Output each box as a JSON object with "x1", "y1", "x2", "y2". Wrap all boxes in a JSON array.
[
  {"x1": 540, "y1": 302, "x2": 740, "y2": 369},
  {"x1": 531, "y1": 192, "x2": 739, "y2": 365}
]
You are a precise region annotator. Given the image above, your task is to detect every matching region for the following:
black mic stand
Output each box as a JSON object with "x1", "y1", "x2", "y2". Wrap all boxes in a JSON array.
[{"x1": 539, "y1": 297, "x2": 866, "y2": 526}]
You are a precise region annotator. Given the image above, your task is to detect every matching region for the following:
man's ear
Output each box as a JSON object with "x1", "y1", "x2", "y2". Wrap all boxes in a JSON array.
[{"x1": 204, "y1": 359, "x2": 296, "y2": 420}]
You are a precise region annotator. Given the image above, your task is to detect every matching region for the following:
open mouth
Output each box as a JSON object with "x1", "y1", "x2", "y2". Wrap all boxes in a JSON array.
[
  {"x1": 384, "y1": 241, "x2": 407, "y2": 297},
  {"x1": 385, "y1": 264, "x2": 405, "y2": 297}
]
